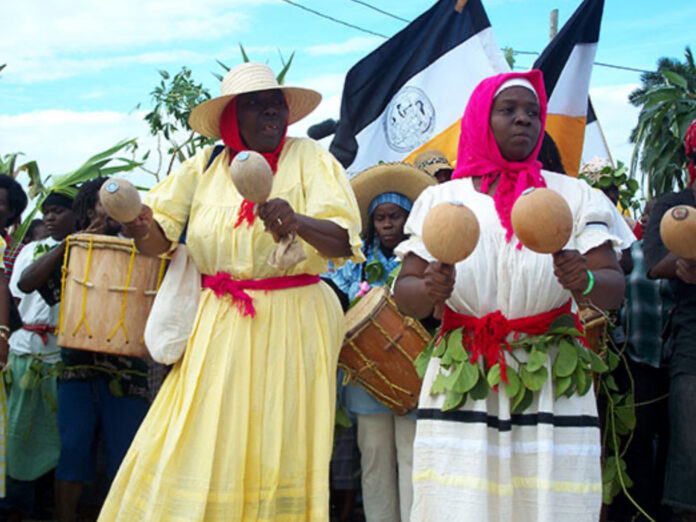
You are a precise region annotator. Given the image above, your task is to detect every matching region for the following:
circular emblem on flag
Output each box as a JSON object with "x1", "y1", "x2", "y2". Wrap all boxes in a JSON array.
[{"x1": 383, "y1": 86, "x2": 436, "y2": 152}]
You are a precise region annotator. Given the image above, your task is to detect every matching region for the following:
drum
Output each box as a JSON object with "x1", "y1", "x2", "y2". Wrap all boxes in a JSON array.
[
  {"x1": 57, "y1": 233, "x2": 167, "y2": 358},
  {"x1": 579, "y1": 308, "x2": 608, "y2": 355},
  {"x1": 339, "y1": 286, "x2": 431, "y2": 415}
]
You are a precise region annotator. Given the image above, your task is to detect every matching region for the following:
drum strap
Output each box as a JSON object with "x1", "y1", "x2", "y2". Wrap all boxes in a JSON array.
[
  {"x1": 439, "y1": 300, "x2": 583, "y2": 384},
  {"x1": 179, "y1": 145, "x2": 226, "y2": 244},
  {"x1": 202, "y1": 272, "x2": 320, "y2": 318}
]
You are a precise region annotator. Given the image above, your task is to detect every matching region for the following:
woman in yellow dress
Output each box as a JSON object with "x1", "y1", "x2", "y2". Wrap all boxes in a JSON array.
[{"x1": 98, "y1": 62, "x2": 363, "y2": 521}]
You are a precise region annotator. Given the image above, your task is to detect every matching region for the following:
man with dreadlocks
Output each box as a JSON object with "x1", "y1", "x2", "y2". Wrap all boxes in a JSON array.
[
  {"x1": 20, "y1": 178, "x2": 150, "y2": 522},
  {"x1": 643, "y1": 119, "x2": 696, "y2": 521}
]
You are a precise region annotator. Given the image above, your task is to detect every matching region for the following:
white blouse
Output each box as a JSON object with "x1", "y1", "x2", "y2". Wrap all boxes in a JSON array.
[{"x1": 395, "y1": 171, "x2": 635, "y2": 320}]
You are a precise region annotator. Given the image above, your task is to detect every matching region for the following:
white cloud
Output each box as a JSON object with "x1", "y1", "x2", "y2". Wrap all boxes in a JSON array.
[
  {"x1": 1, "y1": 0, "x2": 273, "y2": 65},
  {"x1": 589, "y1": 83, "x2": 640, "y2": 165},
  {"x1": 306, "y1": 36, "x2": 382, "y2": 56}
]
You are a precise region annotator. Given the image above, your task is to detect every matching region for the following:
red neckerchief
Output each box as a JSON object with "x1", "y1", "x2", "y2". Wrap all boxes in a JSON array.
[{"x1": 218, "y1": 97, "x2": 287, "y2": 228}]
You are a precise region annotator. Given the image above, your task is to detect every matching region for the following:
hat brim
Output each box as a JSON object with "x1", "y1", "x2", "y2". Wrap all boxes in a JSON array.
[
  {"x1": 188, "y1": 86, "x2": 322, "y2": 139},
  {"x1": 351, "y1": 163, "x2": 437, "y2": 234}
]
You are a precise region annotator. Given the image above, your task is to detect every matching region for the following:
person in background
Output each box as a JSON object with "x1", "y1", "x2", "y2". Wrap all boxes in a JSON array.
[
  {"x1": 643, "y1": 118, "x2": 696, "y2": 522},
  {"x1": 608, "y1": 198, "x2": 672, "y2": 522},
  {"x1": 413, "y1": 150, "x2": 453, "y2": 184},
  {"x1": 1, "y1": 197, "x2": 74, "y2": 521},
  {"x1": 328, "y1": 162, "x2": 435, "y2": 522},
  {"x1": 25, "y1": 219, "x2": 49, "y2": 244},
  {"x1": 0, "y1": 174, "x2": 29, "y2": 501},
  {"x1": 19, "y1": 179, "x2": 150, "y2": 522}
]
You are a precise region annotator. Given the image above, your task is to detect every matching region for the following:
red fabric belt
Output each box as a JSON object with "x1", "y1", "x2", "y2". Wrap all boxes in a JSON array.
[
  {"x1": 202, "y1": 272, "x2": 320, "y2": 318},
  {"x1": 439, "y1": 300, "x2": 582, "y2": 384},
  {"x1": 22, "y1": 324, "x2": 55, "y2": 345}
]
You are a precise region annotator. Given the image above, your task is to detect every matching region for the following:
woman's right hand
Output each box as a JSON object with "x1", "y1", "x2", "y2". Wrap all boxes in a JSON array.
[
  {"x1": 120, "y1": 205, "x2": 154, "y2": 239},
  {"x1": 423, "y1": 261, "x2": 456, "y2": 306}
]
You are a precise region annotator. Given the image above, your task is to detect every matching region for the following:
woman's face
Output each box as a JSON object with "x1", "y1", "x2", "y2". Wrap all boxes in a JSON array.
[
  {"x1": 372, "y1": 202, "x2": 408, "y2": 250},
  {"x1": 236, "y1": 89, "x2": 289, "y2": 153},
  {"x1": 489, "y1": 86, "x2": 542, "y2": 162}
]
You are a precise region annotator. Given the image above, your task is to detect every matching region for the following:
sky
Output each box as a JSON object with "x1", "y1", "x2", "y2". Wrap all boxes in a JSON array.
[{"x1": 1, "y1": 0, "x2": 694, "y2": 202}]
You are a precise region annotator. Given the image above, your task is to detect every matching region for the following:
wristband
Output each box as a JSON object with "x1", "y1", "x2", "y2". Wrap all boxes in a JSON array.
[
  {"x1": 582, "y1": 270, "x2": 595, "y2": 296},
  {"x1": 0, "y1": 329, "x2": 8, "y2": 342},
  {"x1": 0, "y1": 325, "x2": 9, "y2": 333}
]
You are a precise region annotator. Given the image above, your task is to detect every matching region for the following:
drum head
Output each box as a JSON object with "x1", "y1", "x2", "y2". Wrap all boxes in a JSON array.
[
  {"x1": 68, "y1": 233, "x2": 136, "y2": 249},
  {"x1": 344, "y1": 286, "x2": 387, "y2": 338}
]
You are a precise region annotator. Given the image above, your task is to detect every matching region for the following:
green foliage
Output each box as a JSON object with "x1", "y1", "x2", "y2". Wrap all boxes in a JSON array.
[
  {"x1": 213, "y1": 44, "x2": 295, "y2": 85},
  {"x1": 579, "y1": 161, "x2": 641, "y2": 217},
  {"x1": 629, "y1": 47, "x2": 696, "y2": 197},
  {"x1": 139, "y1": 67, "x2": 214, "y2": 180},
  {"x1": 502, "y1": 47, "x2": 516, "y2": 70}
]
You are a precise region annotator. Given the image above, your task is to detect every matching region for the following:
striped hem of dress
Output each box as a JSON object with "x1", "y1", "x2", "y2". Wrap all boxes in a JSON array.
[
  {"x1": 417, "y1": 409, "x2": 600, "y2": 431},
  {"x1": 412, "y1": 469, "x2": 602, "y2": 496}
]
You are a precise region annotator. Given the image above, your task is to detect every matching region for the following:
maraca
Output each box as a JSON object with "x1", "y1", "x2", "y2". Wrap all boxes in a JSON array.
[
  {"x1": 660, "y1": 205, "x2": 696, "y2": 260},
  {"x1": 230, "y1": 150, "x2": 306, "y2": 269},
  {"x1": 511, "y1": 187, "x2": 573, "y2": 254},
  {"x1": 99, "y1": 178, "x2": 142, "y2": 223},
  {"x1": 422, "y1": 201, "x2": 480, "y2": 264}
]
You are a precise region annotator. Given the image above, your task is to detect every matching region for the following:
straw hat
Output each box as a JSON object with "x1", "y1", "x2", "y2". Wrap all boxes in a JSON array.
[
  {"x1": 188, "y1": 62, "x2": 322, "y2": 139},
  {"x1": 412, "y1": 149, "x2": 453, "y2": 178},
  {"x1": 351, "y1": 162, "x2": 436, "y2": 234}
]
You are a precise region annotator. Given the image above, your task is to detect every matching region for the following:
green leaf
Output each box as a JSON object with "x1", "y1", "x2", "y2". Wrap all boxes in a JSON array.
[
  {"x1": 454, "y1": 362, "x2": 480, "y2": 393},
  {"x1": 589, "y1": 350, "x2": 609, "y2": 373},
  {"x1": 520, "y1": 365, "x2": 548, "y2": 391},
  {"x1": 526, "y1": 347, "x2": 547, "y2": 373},
  {"x1": 555, "y1": 375, "x2": 572, "y2": 400},
  {"x1": 548, "y1": 314, "x2": 576, "y2": 332},
  {"x1": 414, "y1": 340, "x2": 434, "y2": 378},
  {"x1": 553, "y1": 340, "x2": 578, "y2": 378},
  {"x1": 662, "y1": 69, "x2": 688, "y2": 89},
  {"x1": 335, "y1": 406, "x2": 352, "y2": 428},
  {"x1": 487, "y1": 363, "x2": 502, "y2": 388},
  {"x1": 469, "y1": 371, "x2": 489, "y2": 400},
  {"x1": 606, "y1": 350, "x2": 620, "y2": 371},
  {"x1": 442, "y1": 389, "x2": 465, "y2": 411},
  {"x1": 504, "y1": 368, "x2": 521, "y2": 398},
  {"x1": 511, "y1": 387, "x2": 533, "y2": 414},
  {"x1": 604, "y1": 374, "x2": 619, "y2": 392},
  {"x1": 108, "y1": 377, "x2": 124, "y2": 397},
  {"x1": 443, "y1": 329, "x2": 466, "y2": 363},
  {"x1": 431, "y1": 372, "x2": 446, "y2": 395},
  {"x1": 43, "y1": 391, "x2": 58, "y2": 413},
  {"x1": 433, "y1": 334, "x2": 447, "y2": 358},
  {"x1": 575, "y1": 366, "x2": 591, "y2": 396}
]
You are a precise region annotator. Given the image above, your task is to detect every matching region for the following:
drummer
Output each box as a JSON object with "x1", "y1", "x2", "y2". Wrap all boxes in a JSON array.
[
  {"x1": 327, "y1": 162, "x2": 435, "y2": 522},
  {"x1": 19, "y1": 178, "x2": 150, "y2": 522}
]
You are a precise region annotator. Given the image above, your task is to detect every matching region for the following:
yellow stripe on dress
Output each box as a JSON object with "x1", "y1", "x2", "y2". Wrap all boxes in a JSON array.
[{"x1": 413, "y1": 469, "x2": 601, "y2": 496}]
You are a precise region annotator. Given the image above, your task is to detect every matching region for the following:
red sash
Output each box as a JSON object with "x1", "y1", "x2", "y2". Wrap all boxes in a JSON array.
[
  {"x1": 439, "y1": 300, "x2": 583, "y2": 383},
  {"x1": 23, "y1": 324, "x2": 55, "y2": 345},
  {"x1": 202, "y1": 272, "x2": 320, "y2": 318}
]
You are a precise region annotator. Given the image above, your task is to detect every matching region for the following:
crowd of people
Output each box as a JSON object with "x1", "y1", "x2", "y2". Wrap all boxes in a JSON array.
[{"x1": 0, "y1": 62, "x2": 692, "y2": 522}]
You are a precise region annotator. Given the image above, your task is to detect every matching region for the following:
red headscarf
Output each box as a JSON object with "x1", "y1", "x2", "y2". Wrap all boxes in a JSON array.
[
  {"x1": 218, "y1": 97, "x2": 288, "y2": 227},
  {"x1": 685, "y1": 118, "x2": 696, "y2": 187},
  {"x1": 452, "y1": 70, "x2": 548, "y2": 243}
]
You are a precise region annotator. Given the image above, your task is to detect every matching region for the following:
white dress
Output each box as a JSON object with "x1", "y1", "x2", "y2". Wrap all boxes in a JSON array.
[{"x1": 395, "y1": 172, "x2": 635, "y2": 522}]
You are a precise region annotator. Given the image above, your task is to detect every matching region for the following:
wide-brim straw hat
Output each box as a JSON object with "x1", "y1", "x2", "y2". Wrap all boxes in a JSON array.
[
  {"x1": 351, "y1": 162, "x2": 437, "y2": 234},
  {"x1": 412, "y1": 149, "x2": 453, "y2": 177},
  {"x1": 189, "y1": 62, "x2": 322, "y2": 139}
]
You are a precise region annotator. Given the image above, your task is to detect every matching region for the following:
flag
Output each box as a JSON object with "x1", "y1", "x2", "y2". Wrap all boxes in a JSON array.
[
  {"x1": 533, "y1": 0, "x2": 605, "y2": 177},
  {"x1": 330, "y1": 0, "x2": 509, "y2": 175},
  {"x1": 581, "y1": 97, "x2": 614, "y2": 167}
]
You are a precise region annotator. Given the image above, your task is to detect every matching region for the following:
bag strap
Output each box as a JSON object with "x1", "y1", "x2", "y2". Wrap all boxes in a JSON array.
[{"x1": 179, "y1": 145, "x2": 226, "y2": 244}]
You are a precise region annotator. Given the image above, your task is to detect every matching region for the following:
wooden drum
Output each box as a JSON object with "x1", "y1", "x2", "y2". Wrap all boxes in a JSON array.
[
  {"x1": 57, "y1": 233, "x2": 167, "y2": 358},
  {"x1": 339, "y1": 286, "x2": 431, "y2": 415}
]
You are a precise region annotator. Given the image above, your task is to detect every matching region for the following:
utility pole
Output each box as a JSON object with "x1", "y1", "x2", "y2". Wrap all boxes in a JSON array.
[{"x1": 549, "y1": 9, "x2": 559, "y2": 41}]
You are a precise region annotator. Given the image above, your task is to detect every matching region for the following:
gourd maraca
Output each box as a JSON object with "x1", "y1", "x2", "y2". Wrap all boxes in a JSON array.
[
  {"x1": 230, "y1": 150, "x2": 305, "y2": 269},
  {"x1": 510, "y1": 187, "x2": 573, "y2": 254},
  {"x1": 99, "y1": 178, "x2": 142, "y2": 223},
  {"x1": 660, "y1": 205, "x2": 696, "y2": 260},
  {"x1": 422, "y1": 201, "x2": 480, "y2": 264},
  {"x1": 229, "y1": 150, "x2": 273, "y2": 204}
]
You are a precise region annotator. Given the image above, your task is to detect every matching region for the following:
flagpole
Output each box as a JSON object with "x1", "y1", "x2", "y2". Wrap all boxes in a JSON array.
[{"x1": 590, "y1": 98, "x2": 616, "y2": 167}]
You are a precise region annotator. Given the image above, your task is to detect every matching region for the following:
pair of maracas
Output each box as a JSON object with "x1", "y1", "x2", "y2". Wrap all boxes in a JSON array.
[
  {"x1": 422, "y1": 187, "x2": 572, "y2": 265},
  {"x1": 99, "y1": 151, "x2": 305, "y2": 270}
]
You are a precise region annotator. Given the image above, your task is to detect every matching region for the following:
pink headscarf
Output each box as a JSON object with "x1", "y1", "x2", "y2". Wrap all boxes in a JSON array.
[{"x1": 452, "y1": 70, "x2": 548, "y2": 243}]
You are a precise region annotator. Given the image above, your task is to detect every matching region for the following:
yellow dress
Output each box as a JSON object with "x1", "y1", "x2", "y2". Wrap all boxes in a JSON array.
[{"x1": 98, "y1": 138, "x2": 363, "y2": 521}]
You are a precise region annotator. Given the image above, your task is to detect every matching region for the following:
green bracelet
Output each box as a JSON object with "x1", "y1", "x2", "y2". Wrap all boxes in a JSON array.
[{"x1": 582, "y1": 270, "x2": 595, "y2": 295}]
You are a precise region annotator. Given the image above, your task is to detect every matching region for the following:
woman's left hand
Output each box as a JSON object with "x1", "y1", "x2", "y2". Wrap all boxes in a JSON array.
[
  {"x1": 553, "y1": 249, "x2": 590, "y2": 294},
  {"x1": 258, "y1": 198, "x2": 298, "y2": 241}
]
